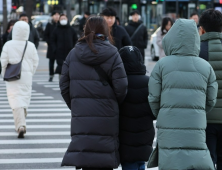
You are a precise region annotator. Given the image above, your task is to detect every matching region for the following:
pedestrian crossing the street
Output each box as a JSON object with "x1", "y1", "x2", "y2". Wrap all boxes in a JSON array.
[{"x1": 0, "y1": 73, "x2": 158, "y2": 170}]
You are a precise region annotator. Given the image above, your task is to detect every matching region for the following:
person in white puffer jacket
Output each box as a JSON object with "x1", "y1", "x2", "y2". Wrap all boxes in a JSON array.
[{"x1": 1, "y1": 21, "x2": 39, "y2": 138}]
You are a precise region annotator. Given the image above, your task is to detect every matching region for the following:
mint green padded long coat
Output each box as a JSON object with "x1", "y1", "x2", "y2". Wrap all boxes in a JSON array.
[{"x1": 148, "y1": 19, "x2": 218, "y2": 170}]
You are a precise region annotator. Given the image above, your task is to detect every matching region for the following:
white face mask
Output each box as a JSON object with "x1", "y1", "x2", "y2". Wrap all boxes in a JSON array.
[{"x1": 60, "y1": 19, "x2": 68, "y2": 25}]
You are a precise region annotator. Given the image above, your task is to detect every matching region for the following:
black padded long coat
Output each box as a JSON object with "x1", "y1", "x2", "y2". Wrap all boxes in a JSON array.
[
  {"x1": 60, "y1": 39, "x2": 128, "y2": 168},
  {"x1": 119, "y1": 46, "x2": 155, "y2": 163}
]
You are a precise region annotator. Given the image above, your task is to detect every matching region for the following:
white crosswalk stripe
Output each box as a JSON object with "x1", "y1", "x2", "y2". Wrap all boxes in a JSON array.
[{"x1": 0, "y1": 73, "x2": 157, "y2": 170}]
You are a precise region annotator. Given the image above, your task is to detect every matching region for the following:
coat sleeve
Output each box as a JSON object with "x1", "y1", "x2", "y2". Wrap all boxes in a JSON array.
[
  {"x1": 148, "y1": 62, "x2": 162, "y2": 118},
  {"x1": 44, "y1": 23, "x2": 50, "y2": 44},
  {"x1": 51, "y1": 28, "x2": 57, "y2": 55},
  {"x1": 0, "y1": 44, "x2": 9, "y2": 77},
  {"x1": 33, "y1": 28, "x2": 40, "y2": 49},
  {"x1": 143, "y1": 26, "x2": 148, "y2": 48},
  {"x1": 72, "y1": 28, "x2": 78, "y2": 45},
  {"x1": 122, "y1": 28, "x2": 132, "y2": 47},
  {"x1": 111, "y1": 53, "x2": 128, "y2": 104},
  {"x1": 156, "y1": 29, "x2": 163, "y2": 48},
  {"x1": 60, "y1": 54, "x2": 71, "y2": 110},
  {"x1": 32, "y1": 45, "x2": 39, "y2": 75},
  {"x1": 7, "y1": 31, "x2": 12, "y2": 41},
  {"x1": 206, "y1": 66, "x2": 218, "y2": 113}
]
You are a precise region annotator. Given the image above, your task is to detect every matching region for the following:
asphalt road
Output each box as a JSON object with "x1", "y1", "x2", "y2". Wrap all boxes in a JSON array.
[{"x1": 0, "y1": 42, "x2": 158, "y2": 170}]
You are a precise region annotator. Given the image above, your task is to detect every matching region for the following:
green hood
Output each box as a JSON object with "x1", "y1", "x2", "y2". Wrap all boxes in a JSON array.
[{"x1": 162, "y1": 19, "x2": 200, "y2": 56}]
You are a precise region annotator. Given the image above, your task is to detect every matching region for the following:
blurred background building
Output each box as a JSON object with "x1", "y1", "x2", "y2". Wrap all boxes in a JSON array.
[{"x1": 1, "y1": 0, "x2": 222, "y2": 33}]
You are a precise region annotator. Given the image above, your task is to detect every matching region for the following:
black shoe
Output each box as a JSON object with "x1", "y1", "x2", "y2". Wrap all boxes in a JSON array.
[
  {"x1": 49, "y1": 76, "x2": 53, "y2": 82},
  {"x1": 18, "y1": 127, "x2": 25, "y2": 138}
]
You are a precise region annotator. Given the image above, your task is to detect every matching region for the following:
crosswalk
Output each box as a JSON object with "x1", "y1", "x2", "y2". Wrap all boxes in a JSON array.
[{"x1": 0, "y1": 73, "x2": 158, "y2": 170}]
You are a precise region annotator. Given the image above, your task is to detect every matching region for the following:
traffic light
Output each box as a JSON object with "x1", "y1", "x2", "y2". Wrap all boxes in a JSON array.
[
  {"x1": 131, "y1": 4, "x2": 137, "y2": 9},
  {"x1": 220, "y1": 0, "x2": 222, "y2": 4},
  {"x1": 12, "y1": 5, "x2": 17, "y2": 10}
]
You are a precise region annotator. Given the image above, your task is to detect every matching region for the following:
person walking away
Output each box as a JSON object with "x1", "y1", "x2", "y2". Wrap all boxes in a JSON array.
[
  {"x1": 190, "y1": 12, "x2": 199, "y2": 26},
  {"x1": 148, "y1": 19, "x2": 218, "y2": 170},
  {"x1": 44, "y1": 11, "x2": 60, "y2": 82},
  {"x1": 101, "y1": 7, "x2": 132, "y2": 50},
  {"x1": 79, "y1": 11, "x2": 90, "y2": 35},
  {"x1": 124, "y1": 11, "x2": 148, "y2": 63},
  {"x1": 8, "y1": 13, "x2": 40, "y2": 49},
  {"x1": 156, "y1": 17, "x2": 173, "y2": 59},
  {"x1": 2, "y1": 20, "x2": 16, "y2": 45},
  {"x1": 1, "y1": 21, "x2": 39, "y2": 138},
  {"x1": 51, "y1": 14, "x2": 78, "y2": 78},
  {"x1": 199, "y1": 9, "x2": 222, "y2": 170},
  {"x1": 59, "y1": 16, "x2": 128, "y2": 169},
  {"x1": 119, "y1": 46, "x2": 155, "y2": 170}
]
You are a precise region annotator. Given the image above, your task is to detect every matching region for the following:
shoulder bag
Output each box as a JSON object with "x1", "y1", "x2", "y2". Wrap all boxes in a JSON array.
[{"x1": 4, "y1": 41, "x2": 28, "y2": 82}]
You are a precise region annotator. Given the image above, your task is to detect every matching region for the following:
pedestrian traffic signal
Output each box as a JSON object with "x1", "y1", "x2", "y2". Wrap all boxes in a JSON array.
[
  {"x1": 131, "y1": 4, "x2": 138, "y2": 9},
  {"x1": 220, "y1": 0, "x2": 222, "y2": 4}
]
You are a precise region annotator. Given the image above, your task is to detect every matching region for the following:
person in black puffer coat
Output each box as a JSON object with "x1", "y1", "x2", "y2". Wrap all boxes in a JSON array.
[
  {"x1": 101, "y1": 8, "x2": 132, "y2": 50},
  {"x1": 44, "y1": 11, "x2": 60, "y2": 81},
  {"x1": 124, "y1": 11, "x2": 148, "y2": 62},
  {"x1": 60, "y1": 16, "x2": 128, "y2": 170},
  {"x1": 119, "y1": 46, "x2": 155, "y2": 170},
  {"x1": 51, "y1": 14, "x2": 78, "y2": 75}
]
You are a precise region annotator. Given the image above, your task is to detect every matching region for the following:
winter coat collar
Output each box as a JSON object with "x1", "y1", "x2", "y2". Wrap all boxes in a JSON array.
[
  {"x1": 75, "y1": 39, "x2": 118, "y2": 66},
  {"x1": 201, "y1": 32, "x2": 222, "y2": 41},
  {"x1": 162, "y1": 19, "x2": 200, "y2": 57},
  {"x1": 128, "y1": 20, "x2": 143, "y2": 27}
]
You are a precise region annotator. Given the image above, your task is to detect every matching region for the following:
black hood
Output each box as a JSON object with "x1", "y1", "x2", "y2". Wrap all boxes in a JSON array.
[
  {"x1": 119, "y1": 46, "x2": 146, "y2": 75},
  {"x1": 75, "y1": 39, "x2": 118, "y2": 65}
]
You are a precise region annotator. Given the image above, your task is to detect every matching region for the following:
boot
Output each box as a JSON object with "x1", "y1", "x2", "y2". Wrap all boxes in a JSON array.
[
  {"x1": 49, "y1": 75, "x2": 53, "y2": 82},
  {"x1": 18, "y1": 126, "x2": 25, "y2": 138}
]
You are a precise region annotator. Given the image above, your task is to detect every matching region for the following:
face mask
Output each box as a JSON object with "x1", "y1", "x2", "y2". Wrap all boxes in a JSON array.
[{"x1": 60, "y1": 20, "x2": 68, "y2": 25}]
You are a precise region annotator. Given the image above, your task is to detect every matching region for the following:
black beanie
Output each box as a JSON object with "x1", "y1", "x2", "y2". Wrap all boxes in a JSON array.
[{"x1": 119, "y1": 46, "x2": 146, "y2": 75}]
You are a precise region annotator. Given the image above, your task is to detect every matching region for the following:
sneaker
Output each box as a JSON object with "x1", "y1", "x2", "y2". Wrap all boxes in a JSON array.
[
  {"x1": 18, "y1": 126, "x2": 25, "y2": 138},
  {"x1": 49, "y1": 76, "x2": 53, "y2": 82}
]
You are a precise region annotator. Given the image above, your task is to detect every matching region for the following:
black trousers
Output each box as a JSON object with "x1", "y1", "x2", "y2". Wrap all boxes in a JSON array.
[
  {"x1": 49, "y1": 57, "x2": 56, "y2": 76},
  {"x1": 138, "y1": 49, "x2": 145, "y2": 63},
  {"x1": 206, "y1": 123, "x2": 222, "y2": 170}
]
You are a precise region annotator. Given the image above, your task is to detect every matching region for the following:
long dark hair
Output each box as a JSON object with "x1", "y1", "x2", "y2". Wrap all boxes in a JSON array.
[
  {"x1": 161, "y1": 17, "x2": 173, "y2": 35},
  {"x1": 5, "y1": 20, "x2": 17, "y2": 33},
  {"x1": 79, "y1": 16, "x2": 113, "y2": 54}
]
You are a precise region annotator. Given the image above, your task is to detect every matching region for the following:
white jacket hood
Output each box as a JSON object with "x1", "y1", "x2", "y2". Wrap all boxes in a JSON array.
[{"x1": 12, "y1": 21, "x2": 30, "y2": 41}]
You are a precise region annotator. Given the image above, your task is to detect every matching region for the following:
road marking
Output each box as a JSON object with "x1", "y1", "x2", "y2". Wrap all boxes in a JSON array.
[
  {"x1": 0, "y1": 93, "x2": 45, "y2": 97},
  {"x1": 0, "y1": 158, "x2": 63, "y2": 164},
  {"x1": 0, "y1": 113, "x2": 70, "y2": 117},
  {"x1": 0, "y1": 119, "x2": 70, "y2": 123},
  {"x1": 37, "y1": 82, "x2": 59, "y2": 85},
  {"x1": 0, "y1": 139, "x2": 70, "y2": 144},
  {"x1": 0, "y1": 148, "x2": 67, "y2": 154},
  {"x1": 1, "y1": 108, "x2": 70, "y2": 112},
  {"x1": 0, "y1": 125, "x2": 70, "y2": 129},
  {"x1": 44, "y1": 85, "x2": 59, "y2": 87},
  {"x1": 0, "y1": 132, "x2": 69, "y2": 136},
  {"x1": 32, "y1": 80, "x2": 59, "y2": 82},
  {"x1": 0, "y1": 100, "x2": 63, "y2": 104},
  {"x1": 0, "y1": 104, "x2": 67, "y2": 108},
  {"x1": 53, "y1": 88, "x2": 60, "y2": 91},
  {"x1": 0, "y1": 90, "x2": 36, "y2": 93},
  {"x1": 0, "y1": 96, "x2": 53, "y2": 100}
]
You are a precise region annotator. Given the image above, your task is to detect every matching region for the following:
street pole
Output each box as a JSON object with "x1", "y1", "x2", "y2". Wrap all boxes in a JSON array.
[
  {"x1": 163, "y1": 0, "x2": 166, "y2": 16},
  {"x1": 176, "y1": 0, "x2": 179, "y2": 18},
  {"x1": 3, "y1": 0, "x2": 8, "y2": 33},
  {"x1": 26, "y1": 0, "x2": 34, "y2": 20},
  {"x1": 66, "y1": 0, "x2": 71, "y2": 21},
  {"x1": 119, "y1": 0, "x2": 122, "y2": 22}
]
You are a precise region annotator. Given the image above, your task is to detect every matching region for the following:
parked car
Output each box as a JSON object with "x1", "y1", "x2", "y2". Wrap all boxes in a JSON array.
[
  {"x1": 70, "y1": 15, "x2": 83, "y2": 38},
  {"x1": 31, "y1": 15, "x2": 51, "y2": 25},
  {"x1": 32, "y1": 15, "x2": 51, "y2": 40},
  {"x1": 34, "y1": 20, "x2": 48, "y2": 40},
  {"x1": 150, "y1": 27, "x2": 160, "y2": 61}
]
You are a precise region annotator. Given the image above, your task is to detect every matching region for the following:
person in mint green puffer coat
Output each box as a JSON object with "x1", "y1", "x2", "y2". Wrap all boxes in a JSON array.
[{"x1": 147, "y1": 19, "x2": 218, "y2": 170}]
